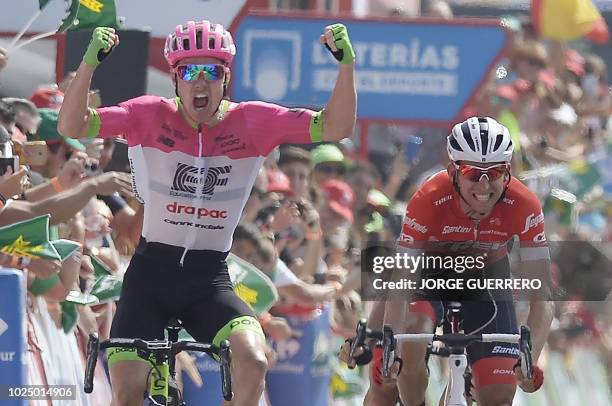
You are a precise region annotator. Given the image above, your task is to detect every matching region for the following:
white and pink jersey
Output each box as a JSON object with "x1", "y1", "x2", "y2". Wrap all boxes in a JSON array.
[{"x1": 95, "y1": 95, "x2": 317, "y2": 253}]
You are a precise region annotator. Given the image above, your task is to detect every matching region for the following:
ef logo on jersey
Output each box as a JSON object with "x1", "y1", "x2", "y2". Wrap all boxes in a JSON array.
[{"x1": 170, "y1": 163, "x2": 232, "y2": 198}]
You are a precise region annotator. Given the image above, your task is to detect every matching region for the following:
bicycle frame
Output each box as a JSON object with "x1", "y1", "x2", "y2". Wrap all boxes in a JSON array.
[
  {"x1": 347, "y1": 303, "x2": 533, "y2": 406},
  {"x1": 84, "y1": 333, "x2": 233, "y2": 405}
]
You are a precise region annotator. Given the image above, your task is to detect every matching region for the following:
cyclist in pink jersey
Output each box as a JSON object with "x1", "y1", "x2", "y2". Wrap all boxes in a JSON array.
[{"x1": 59, "y1": 21, "x2": 356, "y2": 406}]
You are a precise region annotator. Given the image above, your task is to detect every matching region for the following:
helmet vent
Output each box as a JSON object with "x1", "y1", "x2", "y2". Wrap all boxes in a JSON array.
[
  {"x1": 449, "y1": 138, "x2": 463, "y2": 152},
  {"x1": 460, "y1": 122, "x2": 475, "y2": 151},
  {"x1": 480, "y1": 128, "x2": 489, "y2": 155},
  {"x1": 493, "y1": 133, "x2": 504, "y2": 150}
]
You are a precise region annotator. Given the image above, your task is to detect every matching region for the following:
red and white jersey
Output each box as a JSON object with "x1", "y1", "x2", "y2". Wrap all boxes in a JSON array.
[{"x1": 398, "y1": 171, "x2": 549, "y2": 263}]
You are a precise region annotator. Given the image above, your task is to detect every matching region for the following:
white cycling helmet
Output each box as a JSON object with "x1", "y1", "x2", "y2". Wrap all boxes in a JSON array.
[{"x1": 447, "y1": 117, "x2": 513, "y2": 164}]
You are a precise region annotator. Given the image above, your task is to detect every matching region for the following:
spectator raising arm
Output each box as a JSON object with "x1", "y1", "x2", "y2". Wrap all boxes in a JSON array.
[{"x1": 0, "y1": 171, "x2": 132, "y2": 226}]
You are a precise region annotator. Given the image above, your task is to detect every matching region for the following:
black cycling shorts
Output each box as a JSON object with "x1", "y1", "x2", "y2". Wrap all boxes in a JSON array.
[{"x1": 108, "y1": 238, "x2": 260, "y2": 365}]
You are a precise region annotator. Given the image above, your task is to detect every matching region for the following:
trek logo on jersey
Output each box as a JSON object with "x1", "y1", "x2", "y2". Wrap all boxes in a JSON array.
[
  {"x1": 491, "y1": 345, "x2": 520, "y2": 356},
  {"x1": 399, "y1": 233, "x2": 415, "y2": 244},
  {"x1": 434, "y1": 194, "x2": 453, "y2": 206},
  {"x1": 533, "y1": 231, "x2": 547, "y2": 244},
  {"x1": 166, "y1": 201, "x2": 228, "y2": 219},
  {"x1": 170, "y1": 163, "x2": 232, "y2": 199},
  {"x1": 442, "y1": 225, "x2": 471, "y2": 234},
  {"x1": 521, "y1": 212, "x2": 544, "y2": 234},
  {"x1": 405, "y1": 217, "x2": 428, "y2": 234}
]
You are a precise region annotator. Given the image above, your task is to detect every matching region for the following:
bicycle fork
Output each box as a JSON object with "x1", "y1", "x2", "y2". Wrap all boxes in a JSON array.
[{"x1": 444, "y1": 353, "x2": 468, "y2": 406}]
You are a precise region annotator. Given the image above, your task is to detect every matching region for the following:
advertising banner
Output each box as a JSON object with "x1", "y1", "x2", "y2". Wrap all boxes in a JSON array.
[{"x1": 232, "y1": 14, "x2": 509, "y2": 124}]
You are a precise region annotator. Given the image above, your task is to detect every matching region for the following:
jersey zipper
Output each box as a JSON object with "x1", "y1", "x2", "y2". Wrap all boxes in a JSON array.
[
  {"x1": 179, "y1": 124, "x2": 205, "y2": 267},
  {"x1": 473, "y1": 219, "x2": 479, "y2": 240}
]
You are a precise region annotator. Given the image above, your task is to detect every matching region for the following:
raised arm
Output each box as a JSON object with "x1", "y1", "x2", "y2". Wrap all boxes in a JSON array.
[
  {"x1": 0, "y1": 172, "x2": 132, "y2": 226},
  {"x1": 58, "y1": 27, "x2": 119, "y2": 138},
  {"x1": 319, "y1": 24, "x2": 357, "y2": 142}
]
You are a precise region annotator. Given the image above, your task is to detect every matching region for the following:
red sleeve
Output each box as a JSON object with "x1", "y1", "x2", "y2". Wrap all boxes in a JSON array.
[
  {"x1": 398, "y1": 188, "x2": 435, "y2": 250},
  {"x1": 516, "y1": 190, "x2": 550, "y2": 261}
]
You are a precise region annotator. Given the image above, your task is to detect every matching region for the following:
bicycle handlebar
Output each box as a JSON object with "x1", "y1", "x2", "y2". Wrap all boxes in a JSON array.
[
  {"x1": 394, "y1": 333, "x2": 521, "y2": 345},
  {"x1": 377, "y1": 324, "x2": 534, "y2": 381},
  {"x1": 84, "y1": 333, "x2": 234, "y2": 401},
  {"x1": 346, "y1": 318, "x2": 383, "y2": 369}
]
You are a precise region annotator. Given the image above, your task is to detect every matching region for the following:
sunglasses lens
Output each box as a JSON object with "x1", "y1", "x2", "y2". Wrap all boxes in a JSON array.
[
  {"x1": 177, "y1": 64, "x2": 223, "y2": 82},
  {"x1": 460, "y1": 165, "x2": 506, "y2": 182}
]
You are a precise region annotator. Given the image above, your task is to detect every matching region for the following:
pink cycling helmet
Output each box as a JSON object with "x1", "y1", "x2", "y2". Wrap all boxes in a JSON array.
[{"x1": 164, "y1": 20, "x2": 236, "y2": 67}]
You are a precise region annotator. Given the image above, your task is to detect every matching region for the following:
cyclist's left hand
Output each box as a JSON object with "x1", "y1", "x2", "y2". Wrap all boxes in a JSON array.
[
  {"x1": 514, "y1": 364, "x2": 544, "y2": 392},
  {"x1": 320, "y1": 23, "x2": 355, "y2": 65}
]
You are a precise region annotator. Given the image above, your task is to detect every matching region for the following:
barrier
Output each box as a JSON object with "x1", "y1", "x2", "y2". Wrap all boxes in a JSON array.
[
  {"x1": 266, "y1": 306, "x2": 333, "y2": 406},
  {"x1": 182, "y1": 351, "x2": 225, "y2": 405},
  {"x1": 0, "y1": 269, "x2": 26, "y2": 406}
]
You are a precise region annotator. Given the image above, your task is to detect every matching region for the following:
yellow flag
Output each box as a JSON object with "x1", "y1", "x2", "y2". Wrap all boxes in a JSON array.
[{"x1": 535, "y1": 0, "x2": 602, "y2": 40}]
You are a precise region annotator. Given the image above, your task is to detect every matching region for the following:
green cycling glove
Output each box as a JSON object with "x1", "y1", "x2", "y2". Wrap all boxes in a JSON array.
[
  {"x1": 83, "y1": 27, "x2": 116, "y2": 68},
  {"x1": 324, "y1": 23, "x2": 355, "y2": 65}
]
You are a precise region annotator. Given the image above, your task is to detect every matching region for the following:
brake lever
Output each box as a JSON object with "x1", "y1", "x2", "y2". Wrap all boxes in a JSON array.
[
  {"x1": 219, "y1": 340, "x2": 233, "y2": 401},
  {"x1": 382, "y1": 324, "x2": 396, "y2": 378},
  {"x1": 519, "y1": 325, "x2": 534, "y2": 380},
  {"x1": 347, "y1": 319, "x2": 368, "y2": 369},
  {"x1": 84, "y1": 333, "x2": 99, "y2": 393}
]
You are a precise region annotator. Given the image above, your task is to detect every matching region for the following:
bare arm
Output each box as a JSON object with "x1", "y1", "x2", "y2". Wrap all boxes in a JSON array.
[
  {"x1": 278, "y1": 280, "x2": 338, "y2": 305},
  {"x1": 58, "y1": 28, "x2": 119, "y2": 138},
  {"x1": 58, "y1": 62, "x2": 96, "y2": 138},
  {"x1": 318, "y1": 24, "x2": 357, "y2": 141},
  {"x1": 0, "y1": 172, "x2": 132, "y2": 226},
  {"x1": 322, "y1": 64, "x2": 356, "y2": 141},
  {"x1": 519, "y1": 259, "x2": 555, "y2": 362}
]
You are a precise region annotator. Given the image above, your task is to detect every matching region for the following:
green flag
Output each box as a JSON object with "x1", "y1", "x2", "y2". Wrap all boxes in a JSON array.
[
  {"x1": 90, "y1": 254, "x2": 112, "y2": 277},
  {"x1": 60, "y1": 301, "x2": 79, "y2": 333},
  {"x1": 227, "y1": 253, "x2": 278, "y2": 316},
  {"x1": 65, "y1": 289, "x2": 99, "y2": 305},
  {"x1": 89, "y1": 274, "x2": 122, "y2": 303},
  {"x1": 57, "y1": 0, "x2": 81, "y2": 32},
  {"x1": 88, "y1": 254, "x2": 122, "y2": 302},
  {"x1": 29, "y1": 274, "x2": 61, "y2": 296},
  {"x1": 543, "y1": 188, "x2": 577, "y2": 226},
  {"x1": 0, "y1": 215, "x2": 61, "y2": 260},
  {"x1": 331, "y1": 358, "x2": 364, "y2": 399},
  {"x1": 560, "y1": 158, "x2": 602, "y2": 199},
  {"x1": 70, "y1": 0, "x2": 117, "y2": 31},
  {"x1": 51, "y1": 239, "x2": 82, "y2": 261}
]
